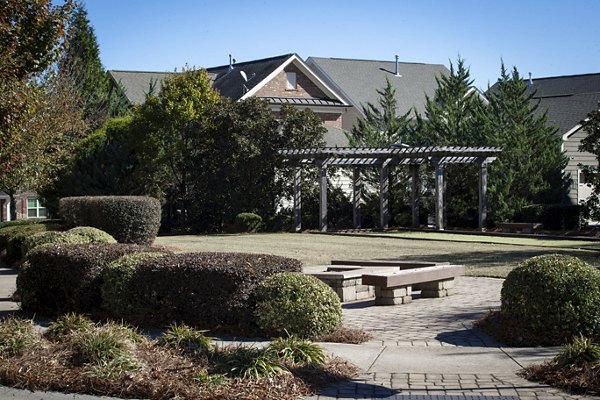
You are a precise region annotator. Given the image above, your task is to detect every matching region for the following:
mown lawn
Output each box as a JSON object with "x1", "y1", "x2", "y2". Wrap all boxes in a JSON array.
[{"x1": 155, "y1": 232, "x2": 600, "y2": 278}]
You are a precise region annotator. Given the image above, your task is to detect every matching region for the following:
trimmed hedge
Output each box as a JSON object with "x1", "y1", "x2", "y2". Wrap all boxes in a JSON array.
[
  {"x1": 17, "y1": 243, "x2": 166, "y2": 315},
  {"x1": 501, "y1": 254, "x2": 600, "y2": 345},
  {"x1": 59, "y1": 196, "x2": 161, "y2": 244},
  {"x1": 101, "y1": 252, "x2": 302, "y2": 329},
  {"x1": 21, "y1": 227, "x2": 116, "y2": 256},
  {"x1": 255, "y1": 272, "x2": 342, "y2": 338},
  {"x1": 234, "y1": 213, "x2": 262, "y2": 233},
  {"x1": 0, "y1": 222, "x2": 62, "y2": 263}
]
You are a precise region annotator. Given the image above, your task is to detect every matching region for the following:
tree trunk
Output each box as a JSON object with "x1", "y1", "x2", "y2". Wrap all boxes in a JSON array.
[{"x1": 8, "y1": 191, "x2": 17, "y2": 222}]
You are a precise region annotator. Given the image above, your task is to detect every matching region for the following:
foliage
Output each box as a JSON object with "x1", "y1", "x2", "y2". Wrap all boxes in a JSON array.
[
  {"x1": 0, "y1": 317, "x2": 40, "y2": 356},
  {"x1": 46, "y1": 313, "x2": 94, "y2": 339},
  {"x1": 255, "y1": 273, "x2": 342, "y2": 338},
  {"x1": 578, "y1": 105, "x2": 600, "y2": 221},
  {"x1": 483, "y1": 64, "x2": 569, "y2": 223},
  {"x1": 501, "y1": 254, "x2": 600, "y2": 345},
  {"x1": 101, "y1": 252, "x2": 166, "y2": 317},
  {"x1": 158, "y1": 323, "x2": 213, "y2": 357},
  {"x1": 233, "y1": 212, "x2": 262, "y2": 233},
  {"x1": 60, "y1": 196, "x2": 161, "y2": 244},
  {"x1": 21, "y1": 230, "x2": 89, "y2": 256},
  {"x1": 268, "y1": 336, "x2": 326, "y2": 366},
  {"x1": 100, "y1": 252, "x2": 301, "y2": 330},
  {"x1": 17, "y1": 243, "x2": 160, "y2": 315},
  {"x1": 347, "y1": 77, "x2": 413, "y2": 147},
  {"x1": 554, "y1": 336, "x2": 600, "y2": 368},
  {"x1": 217, "y1": 345, "x2": 287, "y2": 379},
  {"x1": 67, "y1": 226, "x2": 116, "y2": 243},
  {"x1": 41, "y1": 116, "x2": 140, "y2": 214},
  {"x1": 0, "y1": 221, "x2": 60, "y2": 263},
  {"x1": 58, "y1": 1, "x2": 129, "y2": 131}
]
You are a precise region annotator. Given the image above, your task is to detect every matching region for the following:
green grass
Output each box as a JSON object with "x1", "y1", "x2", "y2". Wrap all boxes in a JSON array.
[{"x1": 156, "y1": 232, "x2": 600, "y2": 278}]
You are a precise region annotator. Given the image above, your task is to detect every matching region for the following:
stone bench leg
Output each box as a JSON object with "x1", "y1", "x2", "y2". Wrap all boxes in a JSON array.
[
  {"x1": 419, "y1": 278, "x2": 455, "y2": 298},
  {"x1": 375, "y1": 285, "x2": 412, "y2": 305},
  {"x1": 320, "y1": 278, "x2": 375, "y2": 302}
]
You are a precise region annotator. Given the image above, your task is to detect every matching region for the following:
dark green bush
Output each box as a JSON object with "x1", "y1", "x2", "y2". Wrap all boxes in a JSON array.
[
  {"x1": 59, "y1": 196, "x2": 161, "y2": 244},
  {"x1": 501, "y1": 254, "x2": 600, "y2": 345},
  {"x1": 21, "y1": 231, "x2": 89, "y2": 256},
  {"x1": 17, "y1": 243, "x2": 164, "y2": 315},
  {"x1": 234, "y1": 213, "x2": 262, "y2": 233},
  {"x1": 0, "y1": 222, "x2": 62, "y2": 263},
  {"x1": 255, "y1": 272, "x2": 342, "y2": 338},
  {"x1": 101, "y1": 252, "x2": 301, "y2": 330}
]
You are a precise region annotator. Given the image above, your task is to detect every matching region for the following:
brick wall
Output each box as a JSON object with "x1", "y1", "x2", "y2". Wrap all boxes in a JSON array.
[{"x1": 255, "y1": 64, "x2": 327, "y2": 99}]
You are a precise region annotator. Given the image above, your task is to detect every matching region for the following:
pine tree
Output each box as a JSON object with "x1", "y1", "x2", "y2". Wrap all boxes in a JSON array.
[
  {"x1": 347, "y1": 77, "x2": 413, "y2": 146},
  {"x1": 579, "y1": 105, "x2": 600, "y2": 221},
  {"x1": 414, "y1": 58, "x2": 485, "y2": 145},
  {"x1": 412, "y1": 58, "x2": 486, "y2": 227},
  {"x1": 59, "y1": 1, "x2": 129, "y2": 131},
  {"x1": 483, "y1": 64, "x2": 568, "y2": 223}
]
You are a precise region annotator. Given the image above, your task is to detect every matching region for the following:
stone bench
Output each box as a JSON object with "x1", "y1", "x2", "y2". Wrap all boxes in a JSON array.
[
  {"x1": 305, "y1": 265, "x2": 399, "y2": 302},
  {"x1": 331, "y1": 259, "x2": 449, "y2": 269},
  {"x1": 361, "y1": 264, "x2": 465, "y2": 306},
  {"x1": 496, "y1": 222, "x2": 543, "y2": 234}
]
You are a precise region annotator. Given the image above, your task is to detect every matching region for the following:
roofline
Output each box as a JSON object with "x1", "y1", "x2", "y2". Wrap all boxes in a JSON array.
[
  {"x1": 206, "y1": 53, "x2": 295, "y2": 72},
  {"x1": 528, "y1": 72, "x2": 600, "y2": 82},
  {"x1": 108, "y1": 69, "x2": 177, "y2": 74},
  {"x1": 240, "y1": 54, "x2": 349, "y2": 106},
  {"x1": 562, "y1": 118, "x2": 589, "y2": 141},
  {"x1": 307, "y1": 56, "x2": 448, "y2": 68},
  {"x1": 305, "y1": 57, "x2": 361, "y2": 111}
]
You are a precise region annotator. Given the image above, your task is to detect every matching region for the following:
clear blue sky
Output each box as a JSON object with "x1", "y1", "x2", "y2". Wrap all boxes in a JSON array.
[{"x1": 83, "y1": 0, "x2": 600, "y2": 90}]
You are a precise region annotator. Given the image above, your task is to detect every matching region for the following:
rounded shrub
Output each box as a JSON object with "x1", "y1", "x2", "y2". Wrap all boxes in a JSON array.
[
  {"x1": 255, "y1": 272, "x2": 342, "y2": 338},
  {"x1": 501, "y1": 254, "x2": 600, "y2": 345},
  {"x1": 59, "y1": 196, "x2": 161, "y2": 244},
  {"x1": 0, "y1": 222, "x2": 61, "y2": 263},
  {"x1": 17, "y1": 243, "x2": 166, "y2": 315},
  {"x1": 234, "y1": 213, "x2": 262, "y2": 233},
  {"x1": 100, "y1": 252, "x2": 302, "y2": 330},
  {"x1": 21, "y1": 231, "x2": 88, "y2": 256},
  {"x1": 67, "y1": 226, "x2": 117, "y2": 244}
]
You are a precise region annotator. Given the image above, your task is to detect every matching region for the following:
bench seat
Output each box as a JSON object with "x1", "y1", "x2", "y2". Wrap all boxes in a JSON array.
[{"x1": 361, "y1": 264, "x2": 465, "y2": 305}]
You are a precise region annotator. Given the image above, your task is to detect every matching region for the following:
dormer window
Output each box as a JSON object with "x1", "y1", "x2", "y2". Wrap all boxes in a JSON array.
[{"x1": 286, "y1": 72, "x2": 297, "y2": 90}]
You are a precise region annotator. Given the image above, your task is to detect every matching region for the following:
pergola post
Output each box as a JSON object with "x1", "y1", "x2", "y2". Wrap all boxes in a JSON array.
[
  {"x1": 410, "y1": 164, "x2": 420, "y2": 227},
  {"x1": 478, "y1": 159, "x2": 489, "y2": 231},
  {"x1": 434, "y1": 160, "x2": 445, "y2": 231},
  {"x1": 319, "y1": 162, "x2": 328, "y2": 232},
  {"x1": 380, "y1": 159, "x2": 391, "y2": 229},
  {"x1": 353, "y1": 167, "x2": 361, "y2": 229},
  {"x1": 293, "y1": 167, "x2": 302, "y2": 232}
]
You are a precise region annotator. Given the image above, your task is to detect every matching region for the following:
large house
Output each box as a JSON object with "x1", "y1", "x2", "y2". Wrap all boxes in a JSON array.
[{"x1": 523, "y1": 73, "x2": 600, "y2": 205}]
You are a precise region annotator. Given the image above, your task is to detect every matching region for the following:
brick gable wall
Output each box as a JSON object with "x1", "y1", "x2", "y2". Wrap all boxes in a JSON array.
[{"x1": 255, "y1": 64, "x2": 328, "y2": 99}]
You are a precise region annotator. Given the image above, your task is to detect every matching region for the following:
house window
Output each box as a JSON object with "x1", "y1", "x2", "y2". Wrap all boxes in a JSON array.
[
  {"x1": 286, "y1": 72, "x2": 297, "y2": 90},
  {"x1": 27, "y1": 198, "x2": 47, "y2": 218}
]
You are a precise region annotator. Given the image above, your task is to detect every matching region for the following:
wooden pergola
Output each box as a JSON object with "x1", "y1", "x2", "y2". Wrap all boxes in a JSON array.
[{"x1": 281, "y1": 145, "x2": 501, "y2": 232}]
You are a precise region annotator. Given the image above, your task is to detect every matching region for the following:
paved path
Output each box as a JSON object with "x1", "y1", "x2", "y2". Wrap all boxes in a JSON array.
[{"x1": 0, "y1": 268, "x2": 595, "y2": 400}]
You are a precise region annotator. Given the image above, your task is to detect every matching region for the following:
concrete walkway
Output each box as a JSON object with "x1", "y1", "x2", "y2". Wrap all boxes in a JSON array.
[{"x1": 0, "y1": 268, "x2": 595, "y2": 400}]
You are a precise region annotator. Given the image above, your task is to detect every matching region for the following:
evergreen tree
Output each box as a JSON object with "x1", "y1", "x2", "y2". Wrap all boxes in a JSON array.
[
  {"x1": 347, "y1": 77, "x2": 413, "y2": 146},
  {"x1": 482, "y1": 64, "x2": 568, "y2": 223},
  {"x1": 59, "y1": 1, "x2": 128, "y2": 131},
  {"x1": 413, "y1": 58, "x2": 486, "y2": 227},
  {"x1": 576, "y1": 105, "x2": 600, "y2": 220}
]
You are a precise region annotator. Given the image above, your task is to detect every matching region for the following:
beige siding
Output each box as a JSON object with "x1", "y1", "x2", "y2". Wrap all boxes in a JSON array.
[{"x1": 564, "y1": 128, "x2": 596, "y2": 204}]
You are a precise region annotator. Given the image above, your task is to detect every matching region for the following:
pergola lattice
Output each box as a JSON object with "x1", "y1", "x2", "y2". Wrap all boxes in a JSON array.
[{"x1": 280, "y1": 146, "x2": 502, "y2": 232}]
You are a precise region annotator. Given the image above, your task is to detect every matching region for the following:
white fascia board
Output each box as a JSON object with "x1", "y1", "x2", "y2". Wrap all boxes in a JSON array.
[
  {"x1": 562, "y1": 120, "x2": 587, "y2": 141},
  {"x1": 241, "y1": 54, "x2": 349, "y2": 106}
]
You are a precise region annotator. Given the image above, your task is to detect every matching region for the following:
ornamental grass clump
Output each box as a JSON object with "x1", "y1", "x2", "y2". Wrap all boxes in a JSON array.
[
  {"x1": 46, "y1": 313, "x2": 94, "y2": 340},
  {"x1": 255, "y1": 273, "x2": 342, "y2": 338},
  {"x1": 0, "y1": 317, "x2": 40, "y2": 356},
  {"x1": 268, "y1": 335, "x2": 326, "y2": 366},
  {"x1": 158, "y1": 323, "x2": 213, "y2": 357},
  {"x1": 501, "y1": 254, "x2": 600, "y2": 345}
]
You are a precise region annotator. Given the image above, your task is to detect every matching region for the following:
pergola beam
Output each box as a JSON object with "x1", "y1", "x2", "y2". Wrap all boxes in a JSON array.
[{"x1": 281, "y1": 146, "x2": 501, "y2": 232}]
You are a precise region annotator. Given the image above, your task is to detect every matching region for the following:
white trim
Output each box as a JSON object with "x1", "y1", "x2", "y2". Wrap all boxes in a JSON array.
[
  {"x1": 268, "y1": 104, "x2": 349, "y2": 114},
  {"x1": 240, "y1": 54, "x2": 349, "y2": 106},
  {"x1": 562, "y1": 119, "x2": 588, "y2": 141}
]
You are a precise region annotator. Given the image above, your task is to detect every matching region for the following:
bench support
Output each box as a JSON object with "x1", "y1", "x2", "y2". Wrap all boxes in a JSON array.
[
  {"x1": 375, "y1": 285, "x2": 412, "y2": 305},
  {"x1": 418, "y1": 278, "x2": 456, "y2": 298}
]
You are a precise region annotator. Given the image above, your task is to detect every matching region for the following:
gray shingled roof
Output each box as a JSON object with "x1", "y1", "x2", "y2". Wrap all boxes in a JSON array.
[
  {"x1": 489, "y1": 73, "x2": 600, "y2": 135},
  {"x1": 306, "y1": 57, "x2": 450, "y2": 116},
  {"x1": 109, "y1": 70, "x2": 175, "y2": 105}
]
